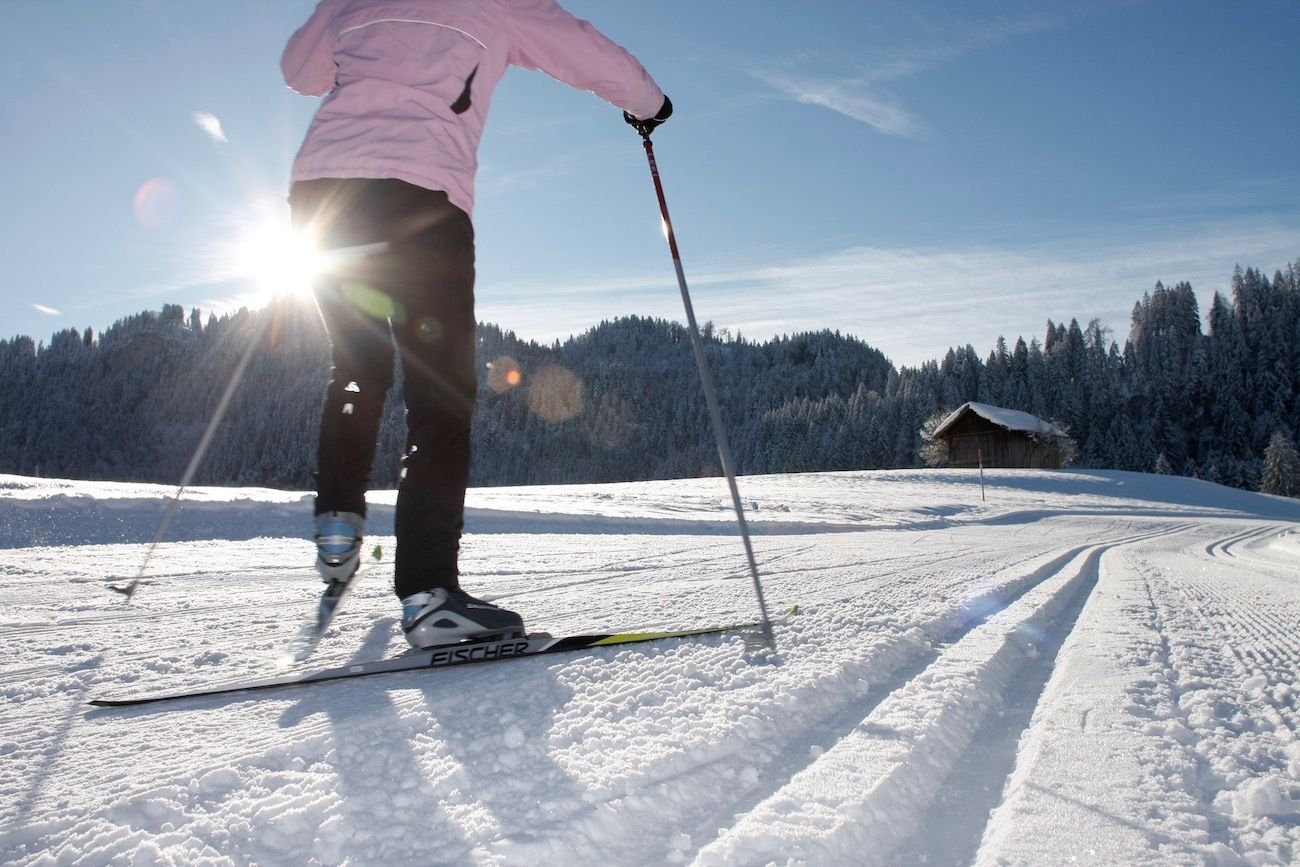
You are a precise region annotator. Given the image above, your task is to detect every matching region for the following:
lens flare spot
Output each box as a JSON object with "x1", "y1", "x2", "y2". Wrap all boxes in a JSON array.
[
  {"x1": 415, "y1": 316, "x2": 443, "y2": 343},
  {"x1": 342, "y1": 282, "x2": 405, "y2": 323},
  {"x1": 133, "y1": 177, "x2": 182, "y2": 230},
  {"x1": 527, "y1": 365, "x2": 583, "y2": 423},
  {"x1": 487, "y1": 356, "x2": 522, "y2": 393}
]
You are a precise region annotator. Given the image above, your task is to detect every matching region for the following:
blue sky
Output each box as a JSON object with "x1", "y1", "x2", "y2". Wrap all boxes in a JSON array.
[{"x1": 2, "y1": 0, "x2": 1297, "y2": 366}]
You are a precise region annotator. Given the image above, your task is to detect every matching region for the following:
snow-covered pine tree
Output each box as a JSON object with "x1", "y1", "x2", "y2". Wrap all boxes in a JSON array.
[
  {"x1": 1260, "y1": 431, "x2": 1299, "y2": 497},
  {"x1": 918, "y1": 408, "x2": 952, "y2": 467}
]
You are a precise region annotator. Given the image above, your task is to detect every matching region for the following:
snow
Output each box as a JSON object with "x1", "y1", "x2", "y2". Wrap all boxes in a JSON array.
[
  {"x1": 1, "y1": 468, "x2": 1299, "y2": 865},
  {"x1": 932, "y1": 401, "x2": 1066, "y2": 438}
]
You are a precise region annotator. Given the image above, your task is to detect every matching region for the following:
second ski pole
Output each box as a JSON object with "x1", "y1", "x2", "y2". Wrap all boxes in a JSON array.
[{"x1": 636, "y1": 130, "x2": 776, "y2": 652}]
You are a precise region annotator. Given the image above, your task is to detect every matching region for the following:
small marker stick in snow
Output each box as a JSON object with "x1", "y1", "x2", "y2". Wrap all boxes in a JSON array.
[{"x1": 636, "y1": 129, "x2": 776, "y2": 652}]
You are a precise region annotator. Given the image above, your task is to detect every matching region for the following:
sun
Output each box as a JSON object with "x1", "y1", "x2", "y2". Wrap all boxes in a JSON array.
[
  {"x1": 214, "y1": 199, "x2": 386, "y2": 312},
  {"x1": 232, "y1": 218, "x2": 326, "y2": 302}
]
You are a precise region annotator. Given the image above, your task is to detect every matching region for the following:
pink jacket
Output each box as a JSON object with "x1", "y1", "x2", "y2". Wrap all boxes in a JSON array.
[{"x1": 283, "y1": 0, "x2": 665, "y2": 216}]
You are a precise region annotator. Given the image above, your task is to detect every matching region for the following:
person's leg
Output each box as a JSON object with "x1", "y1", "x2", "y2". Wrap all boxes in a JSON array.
[
  {"x1": 291, "y1": 179, "x2": 396, "y2": 522},
  {"x1": 382, "y1": 186, "x2": 478, "y2": 598},
  {"x1": 374, "y1": 184, "x2": 524, "y2": 646},
  {"x1": 313, "y1": 288, "x2": 395, "y2": 519}
]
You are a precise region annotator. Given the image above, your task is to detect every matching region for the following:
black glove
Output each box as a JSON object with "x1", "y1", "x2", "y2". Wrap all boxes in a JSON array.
[{"x1": 624, "y1": 95, "x2": 672, "y2": 137}]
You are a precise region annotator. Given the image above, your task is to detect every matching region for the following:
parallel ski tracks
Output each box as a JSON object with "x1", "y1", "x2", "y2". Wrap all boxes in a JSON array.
[
  {"x1": 1202, "y1": 523, "x2": 1281, "y2": 560},
  {"x1": 962, "y1": 521, "x2": 1300, "y2": 866},
  {"x1": 426, "y1": 521, "x2": 1188, "y2": 865},
  {"x1": 685, "y1": 522, "x2": 1192, "y2": 866}
]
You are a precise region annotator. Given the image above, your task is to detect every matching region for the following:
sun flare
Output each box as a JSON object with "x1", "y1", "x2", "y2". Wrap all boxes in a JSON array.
[{"x1": 233, "y1": 220, "x2": 325, "y2": 301}]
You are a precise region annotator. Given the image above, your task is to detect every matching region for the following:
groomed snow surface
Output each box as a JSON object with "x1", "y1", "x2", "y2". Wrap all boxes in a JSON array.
[{"x1": 2, "y1": 468, "x2": 1299, "y2": 866}]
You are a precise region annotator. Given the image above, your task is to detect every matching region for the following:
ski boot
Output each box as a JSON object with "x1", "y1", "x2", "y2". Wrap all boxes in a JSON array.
[
  {"x1": 315, "y1": 511, "x2": 364, "y2": 584},
  {"x1": 401, "y1": 588, "x2": 525, "y2": 649},
  {"x1": 284, "y1": 511, "x2": 368, "y2": 664}
]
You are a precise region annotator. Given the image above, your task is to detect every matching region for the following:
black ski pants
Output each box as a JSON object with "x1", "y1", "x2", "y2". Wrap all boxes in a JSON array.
[{"x1": 289, "y1": 178, "x2": 476, "y2": 599}]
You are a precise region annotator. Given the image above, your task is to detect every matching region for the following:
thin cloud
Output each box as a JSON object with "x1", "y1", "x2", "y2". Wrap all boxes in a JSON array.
[
  {"x1": 749, "y1": 68, "x2": 925, "y2": 137},
  {"x1": 749, "y1": 9, "x2": 1063, "y2": 134},
  {"x1": 32, "y1": 303, "x2": 61, "y2": 316},
  {"x1": 478, "y1": 217, "x2": 1300, "y2": 366},
  {"x1": 692, "y1": 220, "x2": 1299, "y2": 363},
  {"x1": 194, "y1": 111, "x2": 227, "y2": 144}
]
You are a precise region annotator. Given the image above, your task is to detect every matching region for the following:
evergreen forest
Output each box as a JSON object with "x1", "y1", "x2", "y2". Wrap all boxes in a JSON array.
[{"x1": 1, "y1": 261, "x2": 1297, "y2": 495}]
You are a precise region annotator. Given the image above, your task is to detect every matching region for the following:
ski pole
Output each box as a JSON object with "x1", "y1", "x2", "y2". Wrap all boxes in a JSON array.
[
  {"x1": 636, "y1": 131, "x2": 776, "y2": 652},
  {"x1": 111, "y1": 314, "x2": 269, "y2": 600}
]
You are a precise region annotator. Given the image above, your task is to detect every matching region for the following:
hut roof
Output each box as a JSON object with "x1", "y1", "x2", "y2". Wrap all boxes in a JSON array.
[{"x1": 931, "y1": 402, "x2": 1065, "y2": 439}]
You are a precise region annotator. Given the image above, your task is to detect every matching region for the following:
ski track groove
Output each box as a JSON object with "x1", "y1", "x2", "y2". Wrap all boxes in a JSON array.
[
  {"x1": 687, "y1": 524, "x2": 1189, "y2": 866},
  {"x1": 615, "y1": 524, "x2": 1182, "y2": 865},
  {"x1": 890, "y1": 534, "x2": 1134, "y2": 867},
  {"x1": 977, "y1": 520, "x2": 1300, "y2": 867},
  {"x1": 1202, "y1": 523, "x2": 1278, "y2": 560},
  {"x1": 696, "y1": 551, "x2": 1103, "y2": 865},
  {"x1": 678, "y1": 544, "x2": 1097, "y2": 860},
  {"x1": 799, "y1": 521, "x2": 1183, "y2": 618}
]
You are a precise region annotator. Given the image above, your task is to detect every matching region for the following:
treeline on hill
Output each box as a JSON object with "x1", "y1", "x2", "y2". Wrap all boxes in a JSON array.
[{"x1": 0, "y1": 261, "x2": 1296, "y2": 494}]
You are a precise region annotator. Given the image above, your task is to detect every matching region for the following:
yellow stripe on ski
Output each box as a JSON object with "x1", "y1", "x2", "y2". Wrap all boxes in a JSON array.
[
  {"x1": 589, "y1": 606, "x2": 799, "y2": 647},
  {"x1": 589, "y1": 625, "x2": 747, "y2": 646}
]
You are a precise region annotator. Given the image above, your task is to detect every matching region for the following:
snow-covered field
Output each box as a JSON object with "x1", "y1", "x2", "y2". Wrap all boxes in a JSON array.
[{"x1": 2, "y1": 468, "x2": 1298, "y2": 866}]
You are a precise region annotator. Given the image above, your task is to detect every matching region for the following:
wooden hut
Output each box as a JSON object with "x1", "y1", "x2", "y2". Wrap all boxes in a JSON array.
[{"x1": 929, "y1": 402, "x2": 1067, "y2": 469}]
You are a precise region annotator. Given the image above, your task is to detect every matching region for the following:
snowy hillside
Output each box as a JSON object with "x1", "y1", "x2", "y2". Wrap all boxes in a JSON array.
[{"x1": 2, "y1": 469, "x2": 1299, "y2": 865}]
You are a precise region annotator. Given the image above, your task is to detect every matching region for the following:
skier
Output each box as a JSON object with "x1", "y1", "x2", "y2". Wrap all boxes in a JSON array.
[{"x1": 282, "y1": 0, "x2": 672, "y2": 649}]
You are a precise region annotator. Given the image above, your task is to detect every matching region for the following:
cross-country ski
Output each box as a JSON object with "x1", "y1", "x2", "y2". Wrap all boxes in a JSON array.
[{"x1": 92, "y1": 621, "x2": 771, "y2": 708}]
